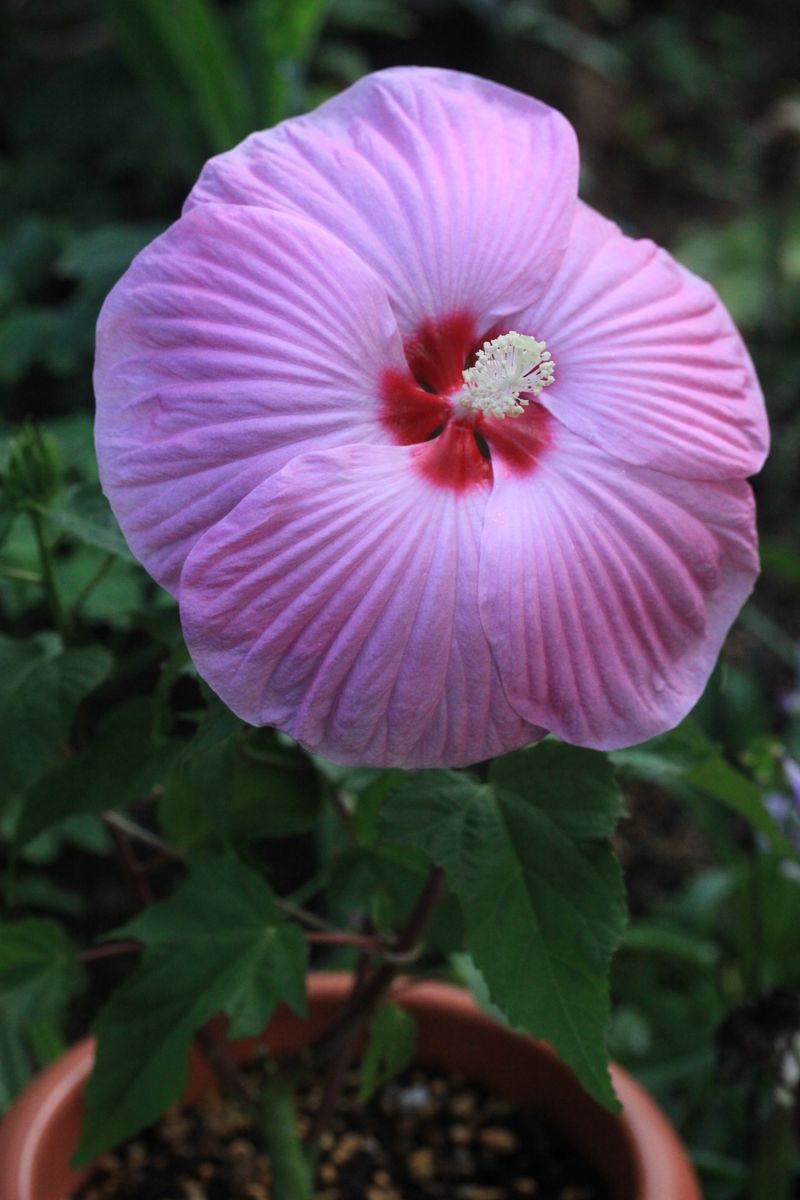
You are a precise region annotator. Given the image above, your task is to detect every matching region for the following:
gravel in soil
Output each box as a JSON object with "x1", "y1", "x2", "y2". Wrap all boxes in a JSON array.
[{"x1": 75, "y1": 1065, "x2": 612, "y2": 1200}]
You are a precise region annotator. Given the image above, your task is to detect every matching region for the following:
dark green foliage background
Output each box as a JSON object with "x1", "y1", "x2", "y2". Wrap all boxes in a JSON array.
[{"x1": 1, "y1": 3, "x2": 799, "y2": 1198}]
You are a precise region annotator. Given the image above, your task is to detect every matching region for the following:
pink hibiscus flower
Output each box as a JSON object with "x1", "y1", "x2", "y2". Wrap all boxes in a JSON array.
[{"x1": 94, "y1": 67, "x2": 768, "y2": 767}]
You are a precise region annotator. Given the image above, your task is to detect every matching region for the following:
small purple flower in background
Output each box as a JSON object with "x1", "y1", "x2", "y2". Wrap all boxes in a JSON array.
[
  {"x1": 766, "y1": 759, "x2": 800, "y2": 867},
  {"x1": 780, "y1": 655, "x2": 800, "y2": 721},
  {"x1": 94, "y1": 68, "x2": 768, "y2": 767}
]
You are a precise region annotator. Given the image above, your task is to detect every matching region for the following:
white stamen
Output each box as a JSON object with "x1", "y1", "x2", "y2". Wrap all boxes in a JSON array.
[{"x1": 458, "y1": 331, "x2": 554, "y2": 419}]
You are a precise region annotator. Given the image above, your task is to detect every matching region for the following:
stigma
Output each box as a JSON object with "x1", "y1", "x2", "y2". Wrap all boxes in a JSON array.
[{"x1": 458, "y1": 331, "x2": 554, "y2": 419}]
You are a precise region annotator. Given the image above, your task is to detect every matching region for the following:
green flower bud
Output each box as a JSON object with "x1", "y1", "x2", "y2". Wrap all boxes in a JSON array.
[{"x1": 3, "y1": 423, "x2": 61, "y2": 510}]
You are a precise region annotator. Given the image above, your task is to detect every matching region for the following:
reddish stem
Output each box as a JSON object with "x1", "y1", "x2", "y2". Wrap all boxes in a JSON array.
[
  {"x1": 103, "y1": 811, "x2": 153, "y2": 907},
  {"x1": 305, "y1": 930, "x2": 382, "y2": 952},
  {"x1": 307, "y1": 1024, "x2": 361, "y2": 1149},
  {"x1": 78, "y1": 939, "x2": 141, "y2": 964},
  {"x1": 103, "y1": 811, "x2": 175, "y2": 856},
  {"x1": 195, "y1": 1022, "x2": 256, "y2": 1105},
  {"x1": 301, "y1": 865, "x2": 446, "y2": 1152},
  {"x1": 306, "y1": 920, "x2": 378, "y2": 1149}
]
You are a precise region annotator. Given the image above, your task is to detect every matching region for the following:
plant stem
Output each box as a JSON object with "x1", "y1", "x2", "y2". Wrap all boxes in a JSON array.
[
  {"x1": 0, "y1": 565, "x2": 43, "y2": 584},
  {"x1": 78, "y1": 939, "x2": 141, "y2": 964},
  {"x1": 299, "y1": 865, "x2": 446, "y2": 1154},
  {"x1": 306, "y1": 939, "x2": 375, "y2": 1150},
  {"x1": 312, "y1": 866, "x2": 445, "y2": 1064},
  {"x1": 103, "y1": 811, "x2": 179, "y2": 856},
  {"x1": 28, "y1": 508, "x2": 70, "y2": 641},
  {"x1": 277, "y1": 897, "x2": 336, "y2": 931},
  {"x1": 328, "y1": 788, "x2": 356, "y2": 844},
  {"x1": 307, "y1": 1024, "x2": 362, "y2": 1151},
  {"x1": 305, "y1": 930, "x2": 383, "y2": 952},
  {"x1": 100, "y1": 813, "x2": 359, "y2": 942},
  {"x1": 750, "y1": 1099, "x2": 794, "y2": 1200},
  {"x1": 303, "y1": 928, "x2": 418, "y2": 962},
  {"x1": 0, "y1": 512, "x2": 15, "y2": 553},
  {"x1": 747, "y1": 855, "x2": 765, "y2": 994},
  {"x1": 71, "y1": 551, "x2": 116, "y2": 619},
  {"x1": 739, "y1": 604, "x2": 798, "y2": 667},
  {"x1": 260, "y1": 1073, "x2": 314, "y2": 1200},
  {"x1": 392, "y1": 865, "x2": 447, "y2": 955},
  {"x1": 194, "y1": 1022, "x2": 256, "y2": 1106},
  {"x1": 103, "y1": 811, "x2": 154, "y2": 907}
]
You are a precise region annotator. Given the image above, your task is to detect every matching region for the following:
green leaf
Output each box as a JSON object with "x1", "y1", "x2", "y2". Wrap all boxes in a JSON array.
[
  {"x1": 75, "y1": 856, "x2": 308, "y2": 1164},
  {"x1": 326, "y1": 844, "x2": 464, "y2": 954},
  {"x1": 19, "y1": 812, "x2": 110, "y2": 866},
  {"x1": 620, "y1": 921, "x2": 719, "y2": 968},
  {"x1": 358, "y1": 1004, "x2": 417, "y2": 1102},
  {"x1": 43, "y1": 484, "x2": 133, "y2": 560},
  {"x1": 0, "y1": 1022, "x2": 31, "y2": 1111},
  {"x1": 449, "y1": 954, "x2": 514, "y2": 1030},
  {"x1": 0, "y1": 919, "x2": 84, "y2": 1108},
  {"x1": 110, "y1": 0, "x2": 251, "y2": 151},
  {"x1": 160, "y1": 715, "x2": 321, "y2": 849},
  {"x1": 0, "y1": 309, "x2": 58, "y2": 383},
  {"x1": 327, "y1": 0, "x2": 417, "y2": 37},
  {"x1": 0, "y1": 919, "x2": 83, "y2": 1025},
  {"x1": 98, "y1": 0, "x2": 206, "y2": 170},
  {"x1": 228, "y1": 744, "x2": 322, "y2": 841},
  {"x1": 26, "y1": 1019, "x2": 68, "y2": 1068},
  {"x1": 187, "y1": 695, "x2": 243, "y2": 751},
  {"x1": 159, "y1": 737, "x2": 233, "y2": 849},
  {"x1": 673, "y1": 214, "x2": 769, "y2": 326},
  {"x1": 56, "y1": 223, "x2": 166, "y2": 295},
  {"x1": 760, "y1": 539, "x2": 800, "y2": 585},
  {"x1": 380, "y1": 745, "x2": 626, "y2": 1108},
  {"x1": 45, "y1": 413, "x2": 103, "y2": 485},
  {"x1": 611, "y1": 719, "x2": 797, "y2": 858},
  {"x1": 6, "y1": 873, "x2": 86, "y2": 919},
  {"x1": 0, "y1": 216, "x2": 62, "y2": 300},
  {"x1": 251, "y1": 0, "x2": 330, "y2": 122},
  {"x1": 352, "y1": 770, "x2": 406, "y2": 845},
  {"x1": 0, "y1": 634, "x2": 112, "y2": 793},
  {"x1": 490, "y1": 741, "x2": 626, "y2": 839},
  {"x1": 16, "y1": 698, "x2": 174, "y2": 848}
]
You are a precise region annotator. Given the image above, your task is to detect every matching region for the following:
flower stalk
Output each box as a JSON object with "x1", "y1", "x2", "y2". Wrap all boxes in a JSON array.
[
  {"x1": 29, "y1": 507, "x2": 70, "y2": 643},
  {"x1": 260, "y1": 1073, "x2": 315, "y2": 1200},
  {"x1": 750, "y1": 1098, "x2": 794, "y2": 1200},
  {"x1": 300, "y1": 865, "x2": 446, "y2": 1152}
]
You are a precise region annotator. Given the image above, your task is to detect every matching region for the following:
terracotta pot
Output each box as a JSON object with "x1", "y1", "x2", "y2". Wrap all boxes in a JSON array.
[{"x1": 0, "y1": 973, "x2": 700, "y2": 1200}]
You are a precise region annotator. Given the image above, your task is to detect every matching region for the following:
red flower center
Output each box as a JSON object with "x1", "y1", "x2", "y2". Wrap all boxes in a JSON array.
[{"x1": 379, "y1": 312, "x2": 553, "y2": 491}]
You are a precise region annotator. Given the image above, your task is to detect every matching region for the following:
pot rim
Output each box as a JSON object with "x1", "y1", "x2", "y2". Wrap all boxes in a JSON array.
[{"x1": 0, "y1": 972, "x2": 700, "y2": 1200}]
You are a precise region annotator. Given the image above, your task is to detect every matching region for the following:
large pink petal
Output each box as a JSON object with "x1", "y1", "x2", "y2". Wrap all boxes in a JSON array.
[
  {"x1": 512, "y1": 202, "x2": 768, "y2": 480},
  {"x1": 180, "y1": 443, "x2": 545, "y2": 767},
  {"x1": 185, "y1": 67, "x2": 578, "y2": 337},
  {"x1": 479, "y1": 422, "x2": 759, "y2": 749},
  {"x1": 94, "y1": 204, "x2": 406, "y2": 595}
]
